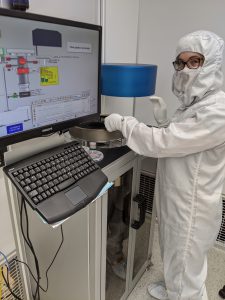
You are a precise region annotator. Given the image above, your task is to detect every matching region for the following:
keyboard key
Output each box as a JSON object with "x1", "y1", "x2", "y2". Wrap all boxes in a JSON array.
[
  {"x1": 30, "y1": 183, "x2": 37, "y2": 190},
  {"x1": 30, "y1": 169, "x2": 36, "y2": 176},
  {"x1": 20, "y1": 180, "x2": 26, "y2": 187},
  {"x1": 41, "y1": 178, "x2": 48, "y2": 184},
  {"x1": 32, "y1": 197, "x2": 39, "y2": 204},
  {"x1": 41, "y1": 171, "x2": 48, "y2": 177},
  {"x1": 31, "y1": 176, "x2": 37, "y2": 182},
  {"x1": 53, "y1": 186, "x2": 59, "y2": 192},
  {"x1": 50, "y1": 188, "x2": 55, "y2": 194},
  {"x1": 46, "y1": 175, "x2": 53, "y2": 181},
  {"x1": 25, "y1": 186, "x2": 31, "y2": 192},
  {"x1": 63, "y1": 174, "x2": 68, "y2": 180},
  {"x1": 24, "y1": 172, "x2": 30, "y2": 178},
  {"x1": 43, "y1": 184, "x2": 49, "y2": 191},
  {"x1": 36, "y1": 173, "x2": 42, "y2": 179},
  {"x1": 37, "y1": 187, "x2": 44, "y2": 194},
  {"x1": 48, "y1": 181, "x2": 54, "y2": 188},
  {"x1": 53, "y1": 179, "x2": 59, "y2": 185},
  {"x1": 25, "y1": 178, "x2": 31, "y2": 185},
  {"x1": 36, "y1": 180, "x2": 42, "y2": 186},
  {"x1": 29, "y1": 190, "x2": 38, "y2": 198},
  {"x1": 42, "y1": 192, "x2": 47, "y2": 199},
  {"x1": 37, "y1": 195, "x2": 43, "y2": 202}
]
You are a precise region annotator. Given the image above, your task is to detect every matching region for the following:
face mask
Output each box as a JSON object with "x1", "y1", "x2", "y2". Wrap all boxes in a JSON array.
[{"x1": 172, "y1": 67, "x2": 202, "y2": 107}]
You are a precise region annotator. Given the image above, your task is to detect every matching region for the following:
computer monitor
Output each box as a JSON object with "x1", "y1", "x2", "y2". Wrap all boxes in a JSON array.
[{"x1": 0, "y1": 8, "x2": 102, "y2": 147}]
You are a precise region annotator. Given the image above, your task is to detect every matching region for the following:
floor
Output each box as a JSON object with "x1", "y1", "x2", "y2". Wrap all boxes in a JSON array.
[{"x1": 127, "y1": 225, "x2": 225, "y2": 300}]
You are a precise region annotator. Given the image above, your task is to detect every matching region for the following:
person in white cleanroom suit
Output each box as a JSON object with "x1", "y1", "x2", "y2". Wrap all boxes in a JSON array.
[{"x1": 104, "y1": 31, "x2": 225, "y2": 300}]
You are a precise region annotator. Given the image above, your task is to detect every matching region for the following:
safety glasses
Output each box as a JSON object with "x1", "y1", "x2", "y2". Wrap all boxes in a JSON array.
[{"x1": 172, "y1": 56, "x2": 204, "y2": 71}]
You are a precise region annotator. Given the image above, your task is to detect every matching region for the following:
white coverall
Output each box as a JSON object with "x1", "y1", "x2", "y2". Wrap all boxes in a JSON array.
[{"x1": 105, "y1": 31, "x2": 225, "y2": 300}]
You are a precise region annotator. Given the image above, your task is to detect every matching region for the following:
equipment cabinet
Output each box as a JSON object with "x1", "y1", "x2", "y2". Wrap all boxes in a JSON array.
[{"x1": 4, "y1": 137, "x2": 156, "y2": 300}]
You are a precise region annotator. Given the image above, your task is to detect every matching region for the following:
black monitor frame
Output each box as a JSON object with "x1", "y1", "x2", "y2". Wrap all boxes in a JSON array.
[{"x1": 0, "y1": 8, "x2": 102, "y2": 147}]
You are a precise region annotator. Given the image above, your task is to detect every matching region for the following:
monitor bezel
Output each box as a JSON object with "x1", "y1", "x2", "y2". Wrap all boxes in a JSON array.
[{"x1": 0, "y1": 8, "x2": 102, "y2": 147}]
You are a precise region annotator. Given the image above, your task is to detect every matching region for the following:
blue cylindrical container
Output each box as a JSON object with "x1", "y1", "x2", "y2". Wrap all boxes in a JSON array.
[{"x1": 101, "y1": 63, "x2": 157, "y2": 97}]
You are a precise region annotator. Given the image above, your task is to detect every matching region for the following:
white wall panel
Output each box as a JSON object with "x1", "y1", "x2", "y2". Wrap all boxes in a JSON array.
[
  {"x1": 29, "y1": 0, "x2": 100, "y2": 24},
  {"x1": 103, "y1": 0, "x2": 139, "y2": 63},
  {"x1": 136, "y1": 0, "x2": 225, "y2": 125},
  {"x1": 101, "y1": 0, "x2": 139, "y2": 115}
]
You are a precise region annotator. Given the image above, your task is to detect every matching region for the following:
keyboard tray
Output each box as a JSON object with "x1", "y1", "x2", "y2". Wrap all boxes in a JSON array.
[{"x1": 4, "y1": 141, "x2": 108, "y2": 224}]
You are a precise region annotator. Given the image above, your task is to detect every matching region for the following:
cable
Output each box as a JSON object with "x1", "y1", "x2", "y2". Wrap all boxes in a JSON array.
[
  {"x1": 1, "y1": 198, "x2": 64, "y2": 300},
  {"x1": 41, "y1": 225, "x2": 64, "y2": 292},
  {"x1": 1, "y1": 266, "x2": 23, "y2": 300},
  {"x1": 12, "y1": 259, "x2": 38, "y2": 288},
  {"x1": 23, "y1": 199, "x2": 41, "y2": 300},
  {"x1": 19, "y1": 197, "x2": 64, "y2": 297},
  {"x1": 0, "y1": 250, "x2": 10, "y2": 269},
  {"x1": 20, "y1": 198, "x2": 40, "y2": 300},
  {"x1": 13, "y1": 224, "x2": 64, "y2": 293}
]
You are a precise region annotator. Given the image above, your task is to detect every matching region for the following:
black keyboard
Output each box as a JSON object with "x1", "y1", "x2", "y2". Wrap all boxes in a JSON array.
[{"x1": 4, "y1": 141, "x2": 108, "y2": 224}]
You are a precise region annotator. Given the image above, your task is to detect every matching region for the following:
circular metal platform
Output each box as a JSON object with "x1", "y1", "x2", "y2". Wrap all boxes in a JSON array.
[{"x1": 69, "y1": 121, "x2": 124, "y2": 148}]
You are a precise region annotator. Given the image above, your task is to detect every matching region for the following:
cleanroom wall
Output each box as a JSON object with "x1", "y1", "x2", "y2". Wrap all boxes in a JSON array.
[
  {"x1": 136, "y1": 0, "x2": 225, "y2": 194},
  {"x1": 101, "y1": 0, "x2": 225, "y2": 192},
  {"x1": 101, "y1": 0, "x2": 139, "y2": 116},
  {"x1": 102, "y1": 0, "x2": 225, "y2": 126},
  {"x1": 136, "y1": 0, "x2": 225, "y2": 125},
  {"x1": 29, "y1": 0, "x2": 100, "y2": 24}
]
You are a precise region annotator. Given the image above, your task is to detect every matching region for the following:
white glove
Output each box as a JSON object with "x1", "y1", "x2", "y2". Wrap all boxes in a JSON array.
[
  {"x1": 104, "y1": 113, "x2": 123, "y2": 132},
  {"x1": 149, "y1": 96, "x2": 169, "y2": 127}
]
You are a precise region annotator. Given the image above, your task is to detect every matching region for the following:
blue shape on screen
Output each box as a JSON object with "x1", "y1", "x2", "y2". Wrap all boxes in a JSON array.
[{"x1": 7, "y1": 123, "x2": 23, "y2": 134}]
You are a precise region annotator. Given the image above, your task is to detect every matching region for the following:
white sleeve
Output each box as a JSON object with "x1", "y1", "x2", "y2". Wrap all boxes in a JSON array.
[{"x1": 121, "y1": 105, "x2": 225, "y2": 158}]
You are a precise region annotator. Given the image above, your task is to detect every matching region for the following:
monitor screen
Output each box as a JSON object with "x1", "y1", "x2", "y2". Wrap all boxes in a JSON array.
[{"x1": 0, "y1": 9, "x2": 102, "y2": 147}]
